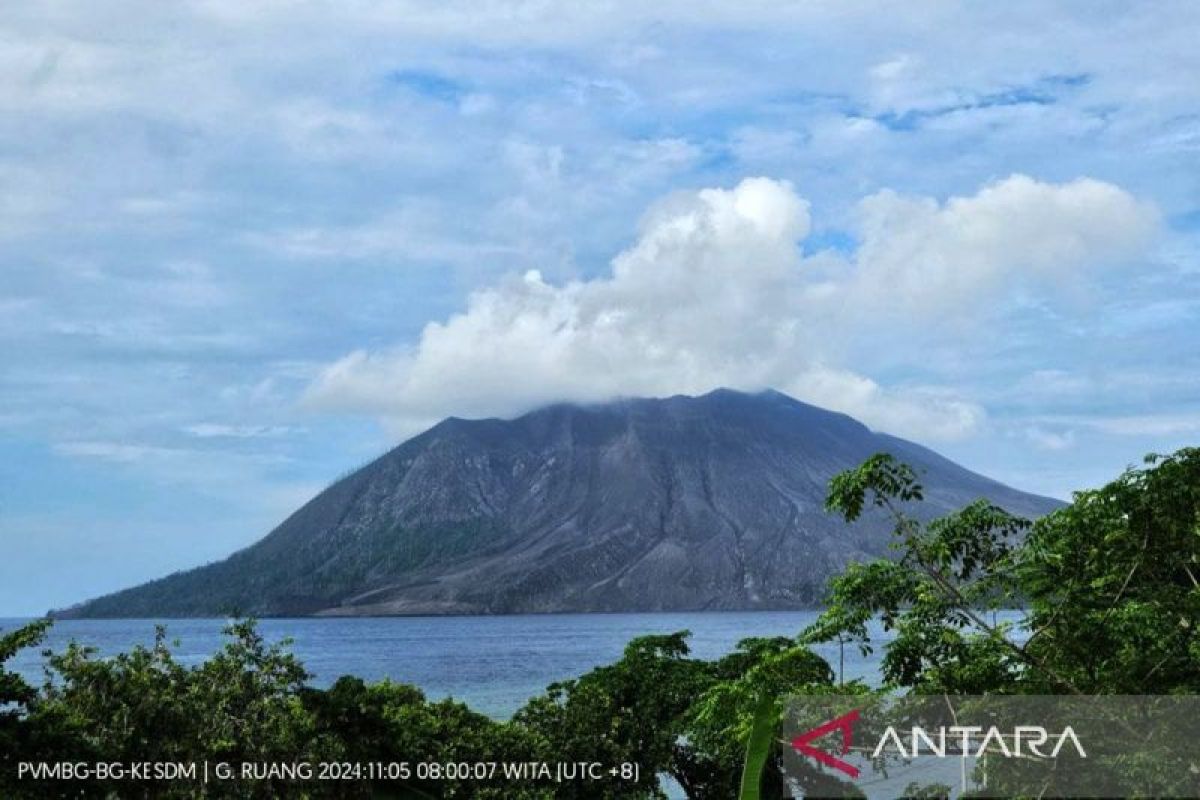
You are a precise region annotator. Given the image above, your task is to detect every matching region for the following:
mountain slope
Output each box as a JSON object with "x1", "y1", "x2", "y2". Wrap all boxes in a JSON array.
[{"x1": 58, "y1": 389, "x2": 1061, "y2": 617}]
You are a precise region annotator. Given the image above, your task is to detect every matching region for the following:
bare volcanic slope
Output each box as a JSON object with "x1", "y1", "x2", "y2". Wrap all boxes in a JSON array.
[{"x1": 58, "y1": 389, "x2": 1061, "y2": 618}]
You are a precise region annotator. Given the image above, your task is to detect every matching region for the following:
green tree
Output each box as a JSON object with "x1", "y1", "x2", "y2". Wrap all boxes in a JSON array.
[
  {"x1": 34, "y1": 619, "x2": 323, "y2": 798},
  {"x1": 515, "y1": 632, "x2": 841, "y2": 799},
  {"x1": 798, "y1": 448, "x2": 1200, "y2": 799},
  {"x1": 0, "y1": 620, "x2": 50, "y2": 753},
  {"x1": 803, "y1": 448, "x2": 1200, "y2": 696},
  {"x1": 690, "y1": 637, "x2": 840, "y2": 799},
  {"x1": 515, "y1": 632, "x2": 710, "y2": 799},
  {"x1": 0, "y1": 619, "x2": 71, "y2": 798},
  {"x1": 304, "y1": 675, "x2": 551, "y2": 798}
]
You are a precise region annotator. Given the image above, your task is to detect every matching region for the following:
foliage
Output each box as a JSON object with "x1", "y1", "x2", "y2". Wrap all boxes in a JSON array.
[
  {"x1": 736, "y1": 694, "x2": 776, "y2": 800},
  {"x1": 804, "y1": 447, "x2": 1200, "y2": 696},
  {"x1": 1, "y1": 620, "x2": 551, "y2": 799},
  {"x1": 304, "y1": 675, "x2": 550, "y2": 799},
  {"x1": 516, "y1": 632, "x2": 707, "y2": 798},
  {"x1": 0, "y1": 619, "x2": 60, "y2": 795},
  {"x1": 0, "y1": 619, "x2": 831, "y2": 799}
]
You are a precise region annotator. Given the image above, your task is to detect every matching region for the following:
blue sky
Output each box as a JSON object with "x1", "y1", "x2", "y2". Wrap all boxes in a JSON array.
[{"x1": 2, "y1": 1, "x2": 1198, "y2": 615}]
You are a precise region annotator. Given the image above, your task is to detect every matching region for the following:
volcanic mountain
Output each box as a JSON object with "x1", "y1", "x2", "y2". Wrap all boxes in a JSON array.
[{"x1": 58, "y1": 389, "x2": 1060, "y2": 617}]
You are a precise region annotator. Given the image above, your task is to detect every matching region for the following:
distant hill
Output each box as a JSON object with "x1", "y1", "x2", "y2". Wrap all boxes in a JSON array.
[{"x1": 57, "y1": 389, "x2": 1061, "y2": 617}]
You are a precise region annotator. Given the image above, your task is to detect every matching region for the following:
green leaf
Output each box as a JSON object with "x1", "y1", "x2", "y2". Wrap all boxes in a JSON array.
[{"x1": 738, "y1": 693, "x2": 777, "y2": 800}]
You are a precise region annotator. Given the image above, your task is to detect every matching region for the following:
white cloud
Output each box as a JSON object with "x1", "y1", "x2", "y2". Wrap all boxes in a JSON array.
[
  {"x1": 54, "y1": 441, "x2": 186, "y2": 463},
  {"x1": 870, "y1": 54, "x2": 917, "y2": 83},
  {"x1": 867, "y1": 53, "x2": 925, "y2": 110},
  {"x1": 182, "y1": 423, "x2": 299, "y2": 438},
  {"x1": 306, "y1": 174, "x2": 1155, "y2": 442},
  {"x1": 790, "y1": 367, "x2": 986, "y2": 442},
  {"x1": 1078, "y1": 414, "x2": 1200, "y2": 437},
  {"x1": 247, "y1": 210, "x2": 521, "y2": 264},
  {"x1": 1025, "y1": 426, "x2": 1076, "y2": 452},
  {"x1": 851, "y1": 174, "x2": 1158, "y2": 314},
  {"x1": 52, "y1": 439, "x2": 295, "y2": 493}
]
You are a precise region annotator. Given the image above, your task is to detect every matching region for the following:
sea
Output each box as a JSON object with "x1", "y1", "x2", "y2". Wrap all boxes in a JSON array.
[{"x1": 0, "y1": 611, "x2": 893, "y2": 719}]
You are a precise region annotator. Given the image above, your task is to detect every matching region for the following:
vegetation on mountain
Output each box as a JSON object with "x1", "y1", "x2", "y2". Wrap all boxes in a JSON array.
[{"x1": 2, "y1": 446, "x2": 1196, "y2": 798}]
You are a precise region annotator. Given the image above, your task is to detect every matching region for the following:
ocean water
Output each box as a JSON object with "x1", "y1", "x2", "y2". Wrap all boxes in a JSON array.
[{"x1": 0, "y1": 611, "x2": 891, "y2": 718}]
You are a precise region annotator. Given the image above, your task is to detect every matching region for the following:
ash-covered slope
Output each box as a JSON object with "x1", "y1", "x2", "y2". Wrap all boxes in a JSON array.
[{"x1": 59, "y1": 389, "x2": 1060, "y2": 617}]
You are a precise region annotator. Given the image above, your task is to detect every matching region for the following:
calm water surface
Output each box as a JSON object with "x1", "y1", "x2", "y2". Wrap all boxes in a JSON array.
[{"x1": 0, "y1": 612, "x2": 897, "y2": 718}]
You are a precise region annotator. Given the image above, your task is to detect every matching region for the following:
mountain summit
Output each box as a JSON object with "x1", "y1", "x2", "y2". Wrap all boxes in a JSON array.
[{"x1": 59, "y1": 389, "x2": 1060, "y2": 617}]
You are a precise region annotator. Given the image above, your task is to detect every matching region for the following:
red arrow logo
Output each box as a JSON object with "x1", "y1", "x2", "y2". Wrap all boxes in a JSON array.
[{"x1": 790, "y1": 708, "x2": 862, "y2": 778}]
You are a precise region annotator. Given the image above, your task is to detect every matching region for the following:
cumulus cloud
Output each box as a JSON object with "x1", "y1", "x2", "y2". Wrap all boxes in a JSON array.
[
  {"x1": 852, "y1": 175, "x2": 1158, "y2": 313},
  {"x1": 305, "y1": 174, "x2": 1155, "y2": 442},
  {"x1": 791, "y1": 367, "x2": 987, "y2": 443}
]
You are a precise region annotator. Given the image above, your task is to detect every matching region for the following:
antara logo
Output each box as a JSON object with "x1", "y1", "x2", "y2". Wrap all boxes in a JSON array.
[
  {"x1": 791, "y1": 709, "x2": 1088, "y2": 779},
  {"x1": 872, "y1": 725, "x2": 1087, "y2": 760},
  {"x1": 791, "y1": 709, "x2": 862, "y2": 778}
]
